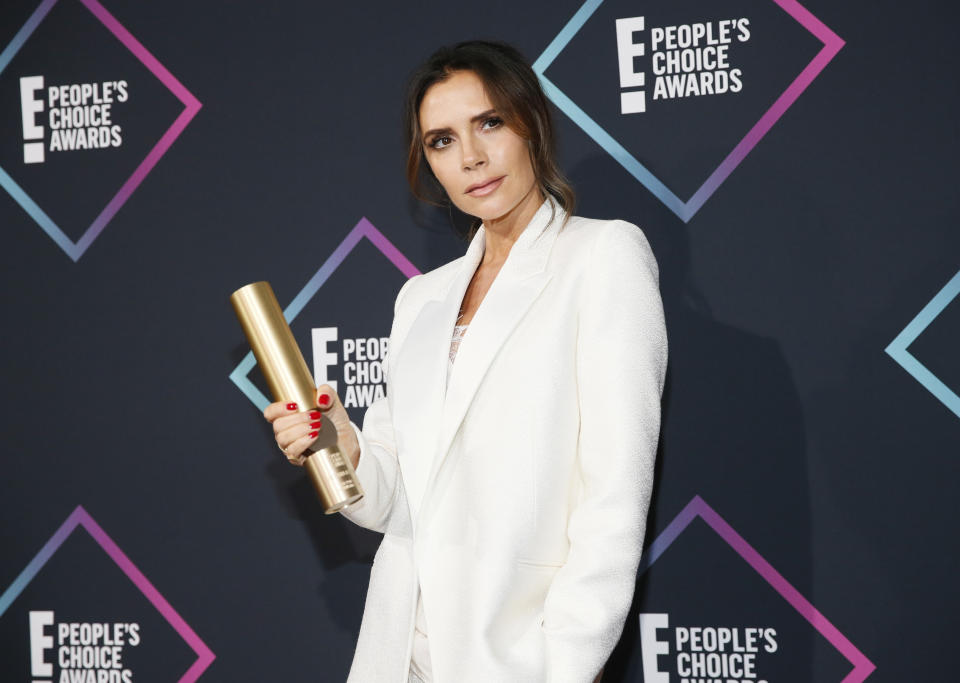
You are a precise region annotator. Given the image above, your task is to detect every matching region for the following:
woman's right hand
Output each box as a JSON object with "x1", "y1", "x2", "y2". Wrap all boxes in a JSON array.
[
  {"x1": 263, "y1": 400, "x2": 325, "y2": 466},
  {"x1": 262, "y1": 385, "x2": 360, "y2": 467}
]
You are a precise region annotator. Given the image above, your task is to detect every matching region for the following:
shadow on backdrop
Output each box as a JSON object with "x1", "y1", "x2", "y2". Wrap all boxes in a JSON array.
[{"x1": 562, "y1": 155, "x2": 814, "y2": 683}]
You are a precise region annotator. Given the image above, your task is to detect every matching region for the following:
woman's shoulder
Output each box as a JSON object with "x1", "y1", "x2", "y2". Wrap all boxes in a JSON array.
[
  {"x1": 562, "y1": 212, "x2": 648, "y2": 241},
  {"x1": 556, "y1": 213, "x2": 658, "y2": 273}
]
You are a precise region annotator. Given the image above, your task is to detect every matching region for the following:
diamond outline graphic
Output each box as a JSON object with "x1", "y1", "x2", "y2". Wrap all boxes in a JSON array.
[
  {"x1": 229, "y1": 217, "x2": 422, "y2": 412},
  {"x1": 533, "y1": 0, "x2": 845, "y2": 222},
  {"x1": 0, "y1": 505, "x2": 215, "y2": 682},
  {"x1": 638, "y1": 495, "x2": 875, "y2": 682},
  {"x1": 885, "y1": 269, "x2": 960, "y2": 420},
  {"x1": 0, "y1": 0, "x2": 202, "y2": 261}
]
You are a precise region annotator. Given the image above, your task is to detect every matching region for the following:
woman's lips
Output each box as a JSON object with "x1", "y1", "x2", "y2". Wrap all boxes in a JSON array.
[{"x1": 465, "y1": 176, "x2": 505, "y2": 197}]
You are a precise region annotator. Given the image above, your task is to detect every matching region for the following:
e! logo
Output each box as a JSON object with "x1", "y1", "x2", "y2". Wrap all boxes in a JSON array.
[
  {"x1": 639, "y1": 612, "x2": 670, "y2": 682},
  {"x1": 311, "y1": 327, "x2": 339, "y2": 393},
  {"x1": 29, "y1": 610, "x2": 54, "y2": 682},
  {"x1": 615, "y1": 17, "x2": 646, "y2": 114},
  {"x1": 20, "y1": 75, "x2": 45, "y2": 163}
]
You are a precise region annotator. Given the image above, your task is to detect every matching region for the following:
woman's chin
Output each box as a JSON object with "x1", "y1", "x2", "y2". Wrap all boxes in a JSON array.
[
  {"x1": 453, "y1": 200, "x2": 505, "y2": 224},
  {"x1": 469, "y1": 199, "x2": 523, "y2": 225}
]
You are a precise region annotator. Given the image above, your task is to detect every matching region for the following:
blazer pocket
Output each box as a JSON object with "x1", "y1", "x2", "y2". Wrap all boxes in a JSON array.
[
  {"x1": 513, "y1": 559, "x2": 563, "y2": 633},
  {"x1": 515, "y1": 557, "x2": 565, "y2": 570}
]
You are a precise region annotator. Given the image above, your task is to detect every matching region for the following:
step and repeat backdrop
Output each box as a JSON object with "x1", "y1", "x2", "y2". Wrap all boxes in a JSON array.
[{"x1": 1, "y1": 0, "x2": 956, "y2": 681}]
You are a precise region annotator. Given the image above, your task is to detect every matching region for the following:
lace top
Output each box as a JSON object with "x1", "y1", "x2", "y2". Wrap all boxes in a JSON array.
[{"x1": 449, "y1": 324, "x2": 468, "y2": 365}]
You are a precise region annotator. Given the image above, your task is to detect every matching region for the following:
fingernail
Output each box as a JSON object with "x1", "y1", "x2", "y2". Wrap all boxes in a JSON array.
[
  {"x1": 310, "y1": 421, "x2": 322, "y2": 429},
  {"x1": 308, "y1": 431, "x2": 318, "y2": 439},
  {"x1": 309, "y1": 411, "x2": 322, "y2": 419},
  {"x1": 286, "y1": 402, "x2": 298, "y2": 411},
  {"x1": 318, "y1": 394, "x2": 331, "y2": 407}
]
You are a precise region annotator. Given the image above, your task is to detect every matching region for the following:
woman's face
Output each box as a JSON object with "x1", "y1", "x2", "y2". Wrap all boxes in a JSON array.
[{"x1": 419, "y1": 70, "x2": 539, "y2": 224}]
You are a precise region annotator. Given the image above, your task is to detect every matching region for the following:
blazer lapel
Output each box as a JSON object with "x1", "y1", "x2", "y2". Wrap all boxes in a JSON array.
[
  {"x1": 393, "y1": 229, "x2": 485, "y2": 523},
  {"x1": 418, "y1": 200, "x2": 563, "y2": 532}
]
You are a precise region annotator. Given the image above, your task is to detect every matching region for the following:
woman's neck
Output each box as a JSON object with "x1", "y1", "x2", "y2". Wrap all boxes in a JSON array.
[{"x1": 480, "y1": 186, "x2": 543, "y2": 267}]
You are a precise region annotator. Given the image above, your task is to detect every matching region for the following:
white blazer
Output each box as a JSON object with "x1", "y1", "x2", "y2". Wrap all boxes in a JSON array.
[{"x1": 341, "y1": 199, "x2": 667, "y2": 682}]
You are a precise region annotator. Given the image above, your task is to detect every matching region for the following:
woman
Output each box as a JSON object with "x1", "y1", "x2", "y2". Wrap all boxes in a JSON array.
[{"x1": 265, "y1": 41, "x2": 667, "y2": 683}]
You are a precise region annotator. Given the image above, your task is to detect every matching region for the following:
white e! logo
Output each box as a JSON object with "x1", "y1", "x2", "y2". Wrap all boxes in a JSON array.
[
  {"x1": 20, "y1": 75, "x2": 45, "y2": 163},
  {"x1": 29, "y1": 610, "x2": 54, "y2": 681},
  {"x1": 615, "y1": 17, "x2": 646, "y2": 114},
  {"x1": 311, "y1": 327, "x2": 339, "y2": 392},
  {"x1": 639, "y1": 612, "x2": 669, "y2": 682}
]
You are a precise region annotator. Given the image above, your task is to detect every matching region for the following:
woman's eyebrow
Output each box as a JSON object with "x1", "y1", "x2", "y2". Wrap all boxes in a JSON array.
[{"x1": 422, "y1": 109, "x2": 498, "y2": 142}]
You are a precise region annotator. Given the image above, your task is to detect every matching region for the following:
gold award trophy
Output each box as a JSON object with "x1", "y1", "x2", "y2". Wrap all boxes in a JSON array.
[{"x1": 231, "y1": 281, "x2": 363, "y2": 513}]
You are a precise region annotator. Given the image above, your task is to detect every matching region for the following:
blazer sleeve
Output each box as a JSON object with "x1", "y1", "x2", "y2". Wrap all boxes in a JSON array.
[
  {"x1": 542, "y1": 221, "x2": 667, "y2": 682},
  {"x1": 339, "y1": 276, "x2": 418, "y2": 533}
]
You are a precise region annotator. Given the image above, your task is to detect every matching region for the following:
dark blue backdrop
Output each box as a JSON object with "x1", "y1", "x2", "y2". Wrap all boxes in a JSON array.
[{"x1": 0, "y1": 0, "x2": 956, "y2": 681}]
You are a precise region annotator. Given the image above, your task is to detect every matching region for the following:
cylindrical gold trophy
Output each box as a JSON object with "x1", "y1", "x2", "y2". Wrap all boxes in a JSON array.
[{"x1": 230, "y1": 281, "x2": 363, "y2": 513}]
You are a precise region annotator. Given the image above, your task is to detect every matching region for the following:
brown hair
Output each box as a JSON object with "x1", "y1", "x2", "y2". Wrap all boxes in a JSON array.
[{"x1": 403, "y1": 40, "x2": 575, "y2": 224}]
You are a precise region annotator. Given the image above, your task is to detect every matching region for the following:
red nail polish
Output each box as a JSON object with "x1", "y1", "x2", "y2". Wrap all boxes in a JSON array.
[
  {"x1": 308, "y1": 431, "x2": 318, "y2": 439},
  {"x1": 318, "y1": 394, "x2": 331, "y2": 407},
  {"x1": 310, "y1": 421, "x2": 322, "y2": 429},
  {"x1": 309, "y1": 411, "x2": 322, "y2": 419},
  {"x1": 286, "y1": 402, "x2": 298, "y2": 411}
]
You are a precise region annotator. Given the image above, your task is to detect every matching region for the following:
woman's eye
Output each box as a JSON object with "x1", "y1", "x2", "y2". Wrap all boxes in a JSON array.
[
  {"x1": 429, "y1": 135, "x2": 452, "y2": 150},
  {"x1": 482, "y1": 117, "x2": 503, "y2": 130}
]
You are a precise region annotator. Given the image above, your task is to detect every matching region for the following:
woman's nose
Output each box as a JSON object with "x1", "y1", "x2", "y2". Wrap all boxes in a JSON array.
[{"x1": 461, "y1": 136, "x2": 486, "y2": 170}]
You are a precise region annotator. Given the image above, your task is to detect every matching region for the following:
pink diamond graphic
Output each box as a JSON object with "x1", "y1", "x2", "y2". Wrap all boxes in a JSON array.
[
  {"x1": 0, "y1": 505, "x2": 215, "y2": 682},
  {"x1": 535, "y1": 0, "x2": 844, "y2": 221},
  {"x1": 640, "y1": 495, "x2": 875, "y2": 682},
  {"x1": 228, "y1": 216, "x2": 422, "y2": 413},
  {"x1": 0, "y1": 0, "x2": 202, "y2": 261}
]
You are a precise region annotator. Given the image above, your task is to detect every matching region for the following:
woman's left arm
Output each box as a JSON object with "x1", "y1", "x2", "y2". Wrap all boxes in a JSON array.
[{"x1": 542, "y1": 220, "x2": 668, "y2": 682}]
